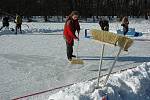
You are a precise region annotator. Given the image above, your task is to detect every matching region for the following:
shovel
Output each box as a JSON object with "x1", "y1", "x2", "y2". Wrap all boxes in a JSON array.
[{"x1": 71, "y1": 34, "x2": 84, "y2": 64}]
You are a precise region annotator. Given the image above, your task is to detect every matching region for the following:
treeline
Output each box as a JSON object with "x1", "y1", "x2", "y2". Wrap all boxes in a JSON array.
[{"x1": 0, "y1": 0, "x2": 150, "y2": 17}]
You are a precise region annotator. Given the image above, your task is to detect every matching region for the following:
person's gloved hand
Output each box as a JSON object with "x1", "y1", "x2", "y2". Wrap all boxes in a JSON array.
[{"x1": 77, "y1": 37, "x2": 79, "y2": 41}]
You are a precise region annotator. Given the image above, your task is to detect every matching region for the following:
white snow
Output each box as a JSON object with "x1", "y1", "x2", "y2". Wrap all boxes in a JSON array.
[
  {"x1": 48, "y1": 62, "x2": 150, "y2": 100},
  {"x1": 0, "y1": 18, "x2": 150, "y2": 100}
]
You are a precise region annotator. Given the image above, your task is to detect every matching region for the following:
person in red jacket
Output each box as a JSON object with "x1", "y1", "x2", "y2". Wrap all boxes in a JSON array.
[{"x1": 63, "y1": 11, "x2": 80, "y2": 61}]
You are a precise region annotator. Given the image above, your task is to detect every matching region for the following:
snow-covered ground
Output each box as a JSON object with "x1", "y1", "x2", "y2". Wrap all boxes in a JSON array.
[
  {"x1": 48, "y1": 62, "x2": 150, "y2": 100},
  {"x1": 0, "y1": 18, "x2": 150, "y2": 100}
]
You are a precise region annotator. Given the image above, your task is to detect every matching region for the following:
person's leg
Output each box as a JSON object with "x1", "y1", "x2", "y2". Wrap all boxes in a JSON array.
[
  {"x1": 70, "y1": 45, "x2": 73, "y2": 57},
  {"x1": 5, "y1": 25, "x2": 9, "y2": 30},
  {"x1": 5, "y1": 23, "x2": 9, "y2": 30},
  {"x1": 66, "y1": 42, "x2": 73, "y2": 60},
  {"x1": 71, "y1": 41, "x2": 75, "y2": 57},
  {"x1": 15, "y1": 25, "x2": 18, "y2": 34},
  {"x1": 0, "y1": 26, "x2": 4, "y2": 31},
  {"x1": 72, "y1": 55, "x2": 76, "y2": 57},
  {"x1": 123, "y1": 26, "x2": 128, "y2": 36},
  {"x1": 19, "y1": 24, "x2": 22, "y2": 33},
  {"x1": 101, "y1": 26, "x2": 104, "y2": 31},
  {"x1": 104, "y1": 25, "x2": 109, "y2": 31}
]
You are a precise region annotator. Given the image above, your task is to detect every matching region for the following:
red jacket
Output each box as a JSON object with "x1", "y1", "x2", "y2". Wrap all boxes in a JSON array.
[{"x1": 63, "y1": 18, "x2": 80, "y2": 45}]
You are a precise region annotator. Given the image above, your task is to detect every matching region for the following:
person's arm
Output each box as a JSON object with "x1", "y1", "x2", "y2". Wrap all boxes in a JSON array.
[
  {"x1": 124, "y1": 18, "x2": 129, "y2": 26},
  {"x1": 126, "y1": 20, "x2": 129, "y2": 24},
  {"x1": 75, "y1": 20, "x2": 80, "y2": 35},
  {"x1": 14, "y1": 16, "x2": 17, "y2": 23},
  {"x1": 66, "y1": 20, "x2": 78, "y2": 40},
  {"x1": 121, "y1": 17, "x2": 125, "y2": 26}
]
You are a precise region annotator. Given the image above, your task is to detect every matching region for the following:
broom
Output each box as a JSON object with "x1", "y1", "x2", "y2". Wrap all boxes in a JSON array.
[{"x1": 71, "y1": 33, "x2": 84, "y2": 64}]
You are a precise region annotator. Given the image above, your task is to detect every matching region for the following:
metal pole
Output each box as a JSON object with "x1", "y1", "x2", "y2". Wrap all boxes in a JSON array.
[
  {"x1": 97, "y1": 44, "x2": 105, "y2": 87},
  {"x1": 76, "y1": 33, "x2": 80, "y2": 58},
  {"x1": 103, "y1": 47, "x2": 122, "y2": 86}
]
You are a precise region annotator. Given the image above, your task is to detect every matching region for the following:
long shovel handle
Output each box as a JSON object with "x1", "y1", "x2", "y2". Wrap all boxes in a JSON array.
[
  {"x1": 97, "y1": 44, "x2": 105, "y2": 87},
  {"x1": 76, "y1": 33, "x2": 80, "y2": 58},
  {"x1": 103, "y1": 47, "x2": 122, "y2": 86}
]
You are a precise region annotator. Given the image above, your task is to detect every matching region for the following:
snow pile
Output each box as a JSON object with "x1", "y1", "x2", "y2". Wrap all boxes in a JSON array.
[
  {"x1": 0, "y1": 22, "x2": 64, "y2": 35},
  {"x1": 22, "y1": 28, "x2": 63, "y2": 34},
  {"x1": 0, "y1": 28, "x2": 63, "y2": 34},
  {"x1": 48, "y1": 62, "x2": 150, "y2": 100}
]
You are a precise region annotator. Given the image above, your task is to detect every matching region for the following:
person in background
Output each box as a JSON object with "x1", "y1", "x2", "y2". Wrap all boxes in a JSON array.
[
  {"x1": 15, "y1": 14, "x2": 22, "y2": 34},
  {"x1": 0, "y1": 16, "x2": 9, "y2": 31},
  {"x1": 99, "y1": 16, "x2": 109, "y2": 31},
  {"x1": 63, "y1": 11, "x2": 80, "y2": 61},
  {"x1": 121, "y1": 16, "x2": 129, "y2": 36}
]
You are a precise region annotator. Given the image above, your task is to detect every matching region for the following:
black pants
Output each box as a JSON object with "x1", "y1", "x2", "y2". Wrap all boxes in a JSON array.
[
  {"x1": 0, "y1": 26, "x2": 4, "y2": 30},
  {"x1": 16, "y1": 24, "x2": 22, "y2": 34},
  {"x1": 66, "y1": 42, "x2": 73, "y2": 60},
  {"x1": 123, "y1": 26, "x2": 128, "y2": 36}
]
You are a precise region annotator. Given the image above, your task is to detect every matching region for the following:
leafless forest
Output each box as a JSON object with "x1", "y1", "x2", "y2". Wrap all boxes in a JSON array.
[{"x1": 0, "y1": 0, "x2": 150, "y2": 19}]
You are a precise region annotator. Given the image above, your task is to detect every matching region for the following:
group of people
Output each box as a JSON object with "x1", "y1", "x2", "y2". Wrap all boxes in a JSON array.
[
  {"x1": 98, "y1": 16, "x2": 129, "y2": 36},
  {"x1": 0, "y1": 14, "x2": 22, "y2": 34},
  {"x1": 1, "y1": 12, "x2": 129, "y2": 61},
  {"x1": 63, "y1": 11, "x2": 129, "y2": 61}
]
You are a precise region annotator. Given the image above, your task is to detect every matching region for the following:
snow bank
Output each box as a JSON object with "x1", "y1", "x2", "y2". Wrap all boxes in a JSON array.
[
  {"x1": 0, "y1": 22, "x2": 64, "y2": 35},
  {"x1": 0, "y1": 28, "x2": 63, "y2": 35},
  {"x1": 48, "y1": 62, "x2": 150, "y2": 100}
]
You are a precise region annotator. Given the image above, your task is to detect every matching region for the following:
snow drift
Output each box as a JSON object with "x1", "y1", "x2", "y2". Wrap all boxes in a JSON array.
[{"x1": 48, "y1": 62, "x2": 150, "y2": 100}]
